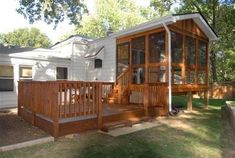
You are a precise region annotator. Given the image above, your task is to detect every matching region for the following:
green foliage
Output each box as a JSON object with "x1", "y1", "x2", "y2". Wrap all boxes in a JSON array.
[
  {"x1": 17, "y1": 0, "x2": 88, "y2": 27},
  {"x1": 75, "y1": 0, "x2": 146, "y2": 38},
  {"x1": 150, "y1": 0, "x2": 176, "y2": 15},
  {"x1": 1, "y1": 28, "x2": 51, "y2": 48}
]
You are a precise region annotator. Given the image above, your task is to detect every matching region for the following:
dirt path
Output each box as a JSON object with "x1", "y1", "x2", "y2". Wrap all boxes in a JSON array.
[{"x1": 0, "y1": 109, "x2": 48, "y2": 146}]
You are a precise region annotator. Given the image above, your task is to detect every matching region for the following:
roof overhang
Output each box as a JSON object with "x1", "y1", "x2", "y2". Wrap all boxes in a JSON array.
[
  {"x1": 84, "y1": 46, "x2": 104, "y2": 59},
  {"x1": 110, "y1": 13, "x2": 218, "y2": 42}
]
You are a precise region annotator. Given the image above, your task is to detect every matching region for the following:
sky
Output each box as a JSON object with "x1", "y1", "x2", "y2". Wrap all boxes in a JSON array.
[{"x1": 0, "y1": 0, "x2": 150, "y2": 44}]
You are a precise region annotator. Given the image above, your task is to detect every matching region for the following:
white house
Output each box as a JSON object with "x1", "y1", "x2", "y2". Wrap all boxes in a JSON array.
[{"x1": 0, "y1": 13, "x2": 218, "y2": 109}]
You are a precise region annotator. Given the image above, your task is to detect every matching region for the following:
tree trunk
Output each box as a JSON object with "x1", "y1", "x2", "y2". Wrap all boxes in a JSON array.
[{"x1": 210, "y1": 50, "x2": 217, "y2": 82}]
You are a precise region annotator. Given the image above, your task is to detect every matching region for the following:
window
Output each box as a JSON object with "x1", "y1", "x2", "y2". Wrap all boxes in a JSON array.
[
  {"x1": 132, "y1": 36, "x2": 145, "y2": 65},
  {"x1": 56, "y1": 67, "x2": 68, "y2": 80},
  {"x1": 149, "y1": 32, "x2": 165, "y2": 63},
  {"x1": 149, "y1": 66, "x2": 166, "y2": 83},
  {"x1": 171, "y1": 32, "x2": 183, "y2": 63},
  {"x1": 186, "y1": 36, "x2": 196, "y2": 66},
  {"x1": 132, "y1": 67, "x2": 145, "y2": 84},
  {"x1": 94, "y1": 58, "x2": 102, "y2": 68},
  {"x1": 117, "y1": 43, "x2": 129, "y2": 76},
  {"x1": 19, "y1": 67, "x2": 32, "y2": 80},
  {"x1": 199, "y1": 41, "x2": 207, "y2": 67},
  {"x1": 0, "y1": 65, "x2": 14, "y2": 91}
]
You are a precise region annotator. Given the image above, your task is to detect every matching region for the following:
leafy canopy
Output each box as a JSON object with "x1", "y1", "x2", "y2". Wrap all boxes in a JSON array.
[
  {"x1": 75, "y1": 0, "x2": 148, "y2": 38},
  {"x1": 0, "y1": 27, "x2": 51, "y2": 48},
  {"x1": 17, "y1": 0, "x2": 88, "y2": 27}
]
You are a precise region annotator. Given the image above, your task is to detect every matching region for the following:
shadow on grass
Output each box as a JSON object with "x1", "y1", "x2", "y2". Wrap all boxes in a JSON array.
[
  {"x1": 79, "y1": 106, "x2": 222, "y2": 158},
  {"x1": 2, "y1": 98, "x2": 235, "y2": 158}
]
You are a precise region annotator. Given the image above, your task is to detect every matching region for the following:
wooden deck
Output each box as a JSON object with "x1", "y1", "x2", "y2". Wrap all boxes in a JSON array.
[
  {"x1": 20, "y1": 102, "x2": 157, "y2": 137},
  {"x1": 18, "y1": 80, "x2": 207, "y2": 137}
]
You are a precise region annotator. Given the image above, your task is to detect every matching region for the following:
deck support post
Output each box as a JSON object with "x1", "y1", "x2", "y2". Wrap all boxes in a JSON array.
[
  {"x1": 187, "y1": 91, "x2": 193, "y2": 111},
  {"x1": 97, "y1": 83, "x2": 103, "y2": 129},
  {"x1": 204, "y1": 90, "x2": 209, "y2": 109},
  {"x1": 143, "y1": 84, "x2": 149, "y2": 116}
]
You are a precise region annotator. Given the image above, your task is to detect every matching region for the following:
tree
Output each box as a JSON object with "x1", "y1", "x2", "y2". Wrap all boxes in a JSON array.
[
  {"x1": 150, "y1": 0, "x2": 176, "y2": 16},
  {"x1": 17, "y1": 0, "x2": 88, "y2": 27},
  {"x1": 75, "y1": 0, "x2": 146, "y2": 38},
  {"x1": 1, "y1": 28, "x2": 51, "y2": 48},
  {"x1": 176, "y1": 0, "x2": 235, "y2": 82}
]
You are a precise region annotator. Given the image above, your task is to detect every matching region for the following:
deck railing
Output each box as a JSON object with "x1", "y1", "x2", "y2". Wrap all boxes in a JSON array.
[
  {"x1": 149, "y1": 83, "x2": 168, "y2": 107},
  {"x1": 18, "y1": 81, "x2": 114, "y2": 136}
]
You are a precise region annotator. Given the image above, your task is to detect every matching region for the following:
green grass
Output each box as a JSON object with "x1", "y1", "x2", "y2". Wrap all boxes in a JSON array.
[{"x1": 1, "y1": 97, "x2": 235, "y2": 158}]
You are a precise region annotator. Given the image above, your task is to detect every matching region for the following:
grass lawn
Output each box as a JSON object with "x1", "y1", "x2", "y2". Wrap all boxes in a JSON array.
[{"x1": 1, "y1": 96, "x2": 235, "y2": 158}]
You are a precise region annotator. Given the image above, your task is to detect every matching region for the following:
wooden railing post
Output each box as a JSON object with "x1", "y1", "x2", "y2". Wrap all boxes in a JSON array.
[
  {"x1": 17, "y1": 82, "x2": 22, "y2": 116},
  {"x1": 53, "y1": 82, "x2": 60, "y2": 137},
  {"x1": 97, "y1": 83, "x2": 103, "y2": 129},
  {"x1": 31, "y1": 82, "x2": 36, "y2": 125},
  {"x1": 143, "y1": 83, "x2": 149, "y2": 116}
]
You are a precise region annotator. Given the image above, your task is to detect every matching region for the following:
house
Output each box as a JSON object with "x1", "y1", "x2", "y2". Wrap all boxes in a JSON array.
[
  {"x1": 0, "y1": 35, "x2": 91, "y2": 109},
  {"x1": 17, "y1": 13, "x2": 218, "y2": 137}
]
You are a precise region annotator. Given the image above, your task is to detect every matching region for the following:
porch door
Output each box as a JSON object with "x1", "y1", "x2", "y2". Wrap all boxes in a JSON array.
[{"x1": 117, "y1": 42, "x2": 130, "y2": 77}]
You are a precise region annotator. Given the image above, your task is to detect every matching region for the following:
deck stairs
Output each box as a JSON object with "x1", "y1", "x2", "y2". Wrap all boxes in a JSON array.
[
  {"x1": 101, "y1": 116, "x2": 153, "y2": 132},
  {"x1": 106, "y1": 69, "x2": 130, "y2": 104}
]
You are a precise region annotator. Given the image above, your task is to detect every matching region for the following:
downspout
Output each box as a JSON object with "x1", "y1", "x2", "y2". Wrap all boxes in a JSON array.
[{"x1": 163, "y1": 23, "x2": 172, "y2": 113}]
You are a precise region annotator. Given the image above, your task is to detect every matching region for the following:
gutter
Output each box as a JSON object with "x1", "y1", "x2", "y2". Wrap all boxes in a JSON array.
[{"x1": 163, "y1": 23, "x2": 172, "y2": 113}]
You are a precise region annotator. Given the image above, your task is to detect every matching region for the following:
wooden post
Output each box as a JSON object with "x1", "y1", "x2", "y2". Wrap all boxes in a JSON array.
[
  {"x1": 31, "y1": 82, "x2": 36, "y2": 126},
  {"x1": 187, "y1": 91, "x2": 192, "y2": 111},
  {"x1": 53, "y1": 83, "x2": 59, "y2": 138},
  {"x1": 143, "y1": 83, "x2": 149, "y2": 116},
  {"x1": 17, "y1": 82, "x2": 22, "y2": 116},
  {"x1": 204, "y1": 90, "x2": 209, "y2": 109},
  {"x1": 97, "y1": 83, "x2": 103, "y2": 129}
]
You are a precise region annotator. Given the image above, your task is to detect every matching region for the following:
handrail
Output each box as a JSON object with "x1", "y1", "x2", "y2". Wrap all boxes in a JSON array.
[{"x1": 116, "y1": 68, "x2": 130, "y2": 83}]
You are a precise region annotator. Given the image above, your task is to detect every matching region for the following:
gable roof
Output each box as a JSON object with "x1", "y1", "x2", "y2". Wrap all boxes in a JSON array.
[
  {"x1": 50, "y1": 34, "x2": 93, "y2": 49},
  {"x1": 110, "y1": 13, "x2": 218, "y2": 41}
]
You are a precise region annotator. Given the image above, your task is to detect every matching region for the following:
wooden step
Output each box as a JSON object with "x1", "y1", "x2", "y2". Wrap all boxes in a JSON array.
[
  {"x1": 128, "y1": 116, "x2": 153, "y2": 126},
  {"x1": 101, "y1": 116, "x2": 153, "y2": 132},
  {"x1": 101, "y1": 120, "x2": 132, "y2": 132}
]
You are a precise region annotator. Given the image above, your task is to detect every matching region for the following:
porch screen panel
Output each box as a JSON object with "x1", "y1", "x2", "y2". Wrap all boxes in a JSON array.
[
  {"x1": 186, "y1": 37, "x2": 196, "y2": 66},
  {"x1": 117, "y1": 43, "x2": 130, "y2": 77},
  {"x1": 131, "y1": 36, "x2": 145, "y2": 84},
  {"x1": 172, "y1": 67, "x2": 182, "y2": 84},
  {"x1": 132, "y1": 36, "x2": 145, "y2": 65},
  {"x1": 149, "y1": 66, "x2": 166, "y2": 83},
  {"x1": 198, "y1": 40, "x2": 207, "y2": 84},
  {"x1": 132, "y1": 67, "x2": 145, "y2": 84},
  {"x1": 199, "y1": 41, "x2": 206, "y2": 67},
  {"x1": 149, "y1": 32, "x2": 165, "y2": 63},
  {"x1": 171, "y1": 32, "x2": 183, "y2": 64}
]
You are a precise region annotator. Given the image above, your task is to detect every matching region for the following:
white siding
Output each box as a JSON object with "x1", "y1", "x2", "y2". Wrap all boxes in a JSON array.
[
  {"x1": 70, "y1": 43, "x2": 88, "y2": 81},
  {"x1": 0, "y1": 55, "x2": 71, "y2": 109},
  {"x1": 87, "y1": 37, "x2": 116, "y2": 82},
  {"x1": 0, "y1": 36, "x2": 117, "y2": 109}
]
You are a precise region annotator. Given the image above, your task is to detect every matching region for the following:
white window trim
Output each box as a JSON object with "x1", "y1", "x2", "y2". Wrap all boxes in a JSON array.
[
  {"x1": 19, "y1": 65, "x2": 33, "y2": 80},
  {"x1": 0, "y1": 65, "x2": 14, "y2": 92},
  {"x1": 56, "y1": 66, "x2": 69, "y2": 80}
]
